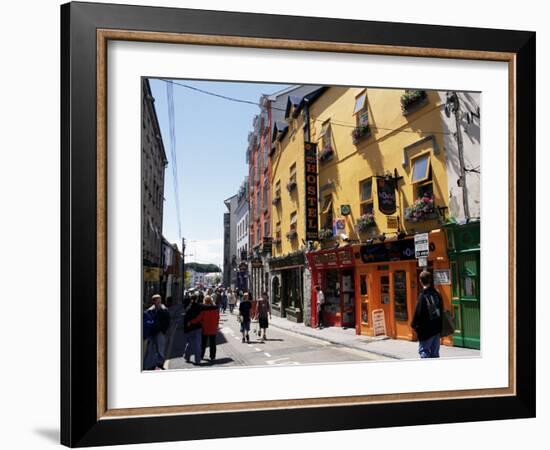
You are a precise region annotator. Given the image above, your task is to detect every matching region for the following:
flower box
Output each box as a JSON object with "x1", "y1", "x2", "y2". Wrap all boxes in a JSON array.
[
  {"x1": 286, "y1": 180, "x2": 297, "y2": 192},
  {"x1": 401, "y1": 90, "x2": 427, "y2": 115},
  {"x1": 356, "y1": 213, "x2": 376, "y2": 231},
  {"x1": 404, "y1": 195, "x2": 439, "y2": 222},
  {"x1": 318, "y1": 228, "x2": 334, "y2": 240},
  {"x1": 286, "y1": 230, "x2": 298, "y2": 240},
  {"x1": 351, "y1": 124, "x2": 371, "y2": 144},
  {"x1": 318, "y1": 146, "x2": 334, "y2": 163}
]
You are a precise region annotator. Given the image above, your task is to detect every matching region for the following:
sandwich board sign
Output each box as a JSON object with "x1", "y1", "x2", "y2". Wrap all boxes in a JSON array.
[{"x1": 372, "y1": 309, "x2": 387, "y2": 337}]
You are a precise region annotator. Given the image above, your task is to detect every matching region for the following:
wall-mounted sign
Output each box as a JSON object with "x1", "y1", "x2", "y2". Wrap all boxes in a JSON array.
[
  {"x1": 376, "y1": 177, "x2": 397, "y2": 215},
  {"x1": 433, "y1": 269, "x2": 451, "y2": 285},
  {"x1": 360, "y1": 239, "x2": 415, "y2": 263},
  {"x1": 340, "y1": 204, "x2": 351, "y2": 216},
  {"x1": 372, "y1": 309, "x2": 387, "y2": 336},
  {"x1": 414, "y1": 232, "x2": 429, "y2": 258},
  {"x1": 386, "y1": 216, "x2": 398, "y2": 229},
  {"x1": 333, "y1": 217, "x2": 346, "y2": 237},
  {"x1": 304, "y1": 142, "x2": 319, "y2": 240},
  {"x1": 306, "y1": 247, "x2": 355, "y2": 270}
]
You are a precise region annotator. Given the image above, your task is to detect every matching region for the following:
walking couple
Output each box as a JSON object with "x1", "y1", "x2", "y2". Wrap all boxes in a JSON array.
[
  {"x1": 182, "y1": 294, "x2": 220, "y2": 364},
  {"x1": 239, "y1": 292, "x2": 271, "y2": 342}
]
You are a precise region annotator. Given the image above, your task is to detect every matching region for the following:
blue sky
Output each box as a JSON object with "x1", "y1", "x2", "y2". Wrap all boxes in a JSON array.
[{"x1": 149, "y1": 79, "x2": 289, "y2": 268}]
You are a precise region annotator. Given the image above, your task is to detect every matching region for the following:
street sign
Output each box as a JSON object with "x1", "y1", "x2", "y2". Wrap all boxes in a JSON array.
[
  {"x1": 414, "y1": 233, "x2": 429, "y2": 258},
  {"x1": 372, "y1": 309, "x2": 387, "y2": 337}
]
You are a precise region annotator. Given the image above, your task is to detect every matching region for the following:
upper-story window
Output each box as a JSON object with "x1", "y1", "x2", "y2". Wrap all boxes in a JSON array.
[
  {"x1": 359, "y1": 178, "x2": 374, "y2": 215},
  {"x1": 320, "y1": 195, "x2": 334, "y2": 232},
  {"x1": 319, "y1": 120, "x2": 333, "y2": 152},
  {"x1": 289, "y1": 163, "x2": 297, "y2": 183},
  {"x1": 290, "y1": 211, "x2": 298, "y2": 230},
  {"x1": 263, "y1": 178, "x2": 269, "y2": 211},
  {"x1": 353, "y1": 90, "x2": 369, "y2": 126},
  {"x1": 410, "y1": 153, "x2": 433, "y2": 198}
]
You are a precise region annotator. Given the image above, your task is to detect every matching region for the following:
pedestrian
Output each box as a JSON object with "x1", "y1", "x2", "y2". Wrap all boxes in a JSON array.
[
  {"x1": 220, "y1": 288, "x2": 228, "y2": 313},
  {"x1": 182, "y1": 295, "x2": 202, "y2": 365},
  {"x1": 227, "y1": 288, "x2": 237, "y2": 314},
  {"x1": 213, "y1": 288, "x2": 221, "y2": 310},
  {"x1": 315, "y1": 285, "x2": 325, "y2": 329},
  {"x1": 189, "y1": 295, "x2": 220, "y2": 361},
  {"x1": 238, "y1": 292, "x2": 253, "y2": 343},
  {"x1": 411, "y1": 270, "x2": 443, "y2": 358},
  {"x1": 143, "y1": 294, "x2": 171, "y2": 370},
  {"x1": 255, "y1": 291, "x2": 272, "y2": 341}
]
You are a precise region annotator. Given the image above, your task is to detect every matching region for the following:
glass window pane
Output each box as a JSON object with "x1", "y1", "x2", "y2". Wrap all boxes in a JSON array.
[
  {"x1": 412, "y1": 154, "x2": 430, "y2": 182},
  {"x1": 360, "y1": 274, "x2": 367, "y2": 295},
  {"x1": 417, "y1": 182, "x2": 433, "y2": 199},
  {"x1": 353, "y1": 93, "x2": 367, "y2": 114},
  {"x1": 361, "y1": 179, "x2": 372, "y2": 201},
  {"x1": 361, "y1": 202, "x2": 373, "y2": 215},
  {"x1": 393, "y1": 270, "x2": 408, "y2": 321}
]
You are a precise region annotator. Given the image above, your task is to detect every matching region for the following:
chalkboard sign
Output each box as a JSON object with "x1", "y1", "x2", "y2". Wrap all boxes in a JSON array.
[{"x1": 372, "y1": 309, "x2": 387, "y2": 336}]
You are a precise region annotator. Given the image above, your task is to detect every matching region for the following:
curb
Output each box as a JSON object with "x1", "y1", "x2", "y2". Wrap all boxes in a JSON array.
[{"x1": 269, "y1": 321, "x2": 401, "y2": 360}]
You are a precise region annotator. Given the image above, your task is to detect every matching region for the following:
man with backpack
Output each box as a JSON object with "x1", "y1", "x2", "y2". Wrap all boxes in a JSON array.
[{"x1": 411, "y1": 271, "x2": 443, "y2": 358}]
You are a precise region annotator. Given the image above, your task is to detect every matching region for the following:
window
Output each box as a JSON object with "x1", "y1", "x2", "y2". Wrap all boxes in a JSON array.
[
  {"x1": 263, "y1": 138, "x2": 269, "y2": 168},
  {"x1": 263, "y1": 178, "x2": 268, "y2": 210},
  {"x1": 264, "y1": 221, "x2": 269, "y2": 237},
  {"x1": 289, "y1": 163, "x2": 296, "y2": 183},
  {"x1": 359, "y1": 178, "x2": 374, "y2": 216},
  {"x1": 321, "y1": 195, "x2": 333, "y2": 231},
  {"x1": 275, "y1": 221, "x2": 281, "y2": 239},
  {"x1": 461, "y1": 255, "x2": 478, "y2": 298},
  {"x1": 256, "y1": 191, "x2": 261, "y2": 219},
  {"x1": 319, "y1": 120, "x2": 333, "y2": 151},
  {"x1": 256, "y1": 227, "x2": 261, "y2": 244},
  {"x1": 393, "y1": 270, "x2": 408, "y2": 321},
  {"x1": 275, "y1": 180, "x2": 281, "y2": 199},
  {"x1": 290, "y1": 211, "x2": 297, "y2": 230},
  {"x1": 353, "y1": 91, "x2": 369, "y2": 126},
  {"x1": 411, "y1": 153, "x2": 433, "y2": 199}
]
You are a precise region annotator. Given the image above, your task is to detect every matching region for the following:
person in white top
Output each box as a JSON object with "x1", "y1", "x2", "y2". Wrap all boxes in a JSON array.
[
  {"x1": 315, "y1": 285, "x2": 325, "y2": 329},
  {"x1": 227, "y1": 288, "x2": 237, "y2": 314}
]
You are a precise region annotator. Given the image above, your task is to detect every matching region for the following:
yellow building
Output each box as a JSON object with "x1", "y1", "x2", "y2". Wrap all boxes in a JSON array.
[{"x1": 271, "y1": 86, "x2": 454, "y2": 340}]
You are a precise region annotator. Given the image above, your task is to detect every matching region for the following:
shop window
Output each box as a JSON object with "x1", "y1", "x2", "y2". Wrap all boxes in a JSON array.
[
  {"x1": 361, "y1": 302, "x2": 369, "y2": 325},
  {"x1": 360, "y1": 274, "x2": 368, "y2": 296},
  {"x1": 411, "y1": 153, "x2": 433, "y2": 199},
  {"x1": 359, "y1": 178, "x2": 374, "y2": 215},
  {"x1": 461, "y1": 255, "x2": 478, "y2": 298},
  {"x1": 380, "y1": 275, "x2": 390, "y2": 305},
  {"x1": 393, "y1": 270, "x2": 408, "y2": 321}
]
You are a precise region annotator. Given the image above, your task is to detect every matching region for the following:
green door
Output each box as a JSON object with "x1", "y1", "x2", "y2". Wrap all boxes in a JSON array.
[{"x1": 453, "y1": 252, "x2": 480, "y2": 349}]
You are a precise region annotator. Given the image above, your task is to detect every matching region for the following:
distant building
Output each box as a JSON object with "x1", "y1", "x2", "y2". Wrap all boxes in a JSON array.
[
  {"x1": 235, "y1": 178, "x2": 249, "y2": 291},
  {"x1": 142, "y1": 78, "x2": 168, "y2": 305},
  {"x1": 223, "y1": 194, "x2": 238, "y2": 287}
]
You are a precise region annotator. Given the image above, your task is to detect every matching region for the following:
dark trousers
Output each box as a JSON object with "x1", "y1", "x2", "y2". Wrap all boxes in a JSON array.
[
  {"x1": 317, "y1": 305, "x2": 324, "y2": 328},
  {"x1": 201, "y1": 334, "x2": 217, "y2": 360}
]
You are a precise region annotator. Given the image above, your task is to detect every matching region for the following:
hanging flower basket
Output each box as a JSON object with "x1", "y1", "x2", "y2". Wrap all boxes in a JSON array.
[
  {"x1": 318, "y1": 145, "x2": 334, "y2": 163},
  {"x1": 401, "y1": 90, "x2": 427, "y2": 114},
  {"x1": 286, "y1": 229, "x2": 298, "y2": 240},
  {"x1": 404, "y1": 195, "x2": 439, "y2": 222},
  {"x1": 318, "y1": 228, "x2": 334, "y2": 240},
  {"x1": 286, "y1": 180, "x2": 297, "y2": 192},
  {"x1": 351, "y1": 124, "x2": 371, "y2": 144},
  {"x1": 356, "y1": 213, "x2": 376, "y2": 231}
]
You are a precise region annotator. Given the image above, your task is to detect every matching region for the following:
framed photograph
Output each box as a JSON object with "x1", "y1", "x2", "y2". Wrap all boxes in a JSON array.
[{"x1": 61, "y1": 1, "x2": 535, "y2": 447}]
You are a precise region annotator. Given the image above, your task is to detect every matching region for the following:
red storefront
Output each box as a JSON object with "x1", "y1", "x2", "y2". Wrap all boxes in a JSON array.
[{"x1": 306, "y1": 246, "x2": 356, "y2": 328}]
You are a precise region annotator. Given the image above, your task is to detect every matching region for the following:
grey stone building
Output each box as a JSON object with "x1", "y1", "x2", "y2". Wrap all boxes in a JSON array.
[
  {"x1": 142, "y1": 78, "x2": 168, "y2": 305},
  {"x1": 235, "y1": 178, "x2": 250, "y2": 292}
]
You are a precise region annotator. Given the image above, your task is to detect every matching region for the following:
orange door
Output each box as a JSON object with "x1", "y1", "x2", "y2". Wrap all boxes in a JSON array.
[
  {"x1": 376, "y1": 271, "x2": 394, "y2": 337},
  {"x1": 392, "y1": 265, "x2": 413, "y2": 339},
  {"x1": 356, "y1": 270, "x2": 371, "y2": 335}
]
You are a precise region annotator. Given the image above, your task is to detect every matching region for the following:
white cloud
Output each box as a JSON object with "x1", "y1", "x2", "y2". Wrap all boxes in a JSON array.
[{"x1": 186, "y1": 239, "x2": 224, "y2": 267}]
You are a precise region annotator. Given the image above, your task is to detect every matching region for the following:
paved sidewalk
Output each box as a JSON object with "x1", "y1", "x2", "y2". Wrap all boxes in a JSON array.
[{"x1": 268, "y1": 315, "x2": 480, "y2": 360}]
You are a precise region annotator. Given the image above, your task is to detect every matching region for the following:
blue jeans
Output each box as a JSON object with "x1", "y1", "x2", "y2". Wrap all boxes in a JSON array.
[
  {"x1": 418, "y1": 334, "x2": 441, "y2": 358},
  {"x1": 184, "y1": 328, "x2": 202, "y2": 363}
]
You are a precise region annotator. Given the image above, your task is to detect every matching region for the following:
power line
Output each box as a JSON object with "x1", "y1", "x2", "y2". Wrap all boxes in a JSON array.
[
  {"x1": 158, "y1": 78, "x2": 453, "y2": 138},
  {"x1": 166, "y1": 82, "x2": 183, "y2": 240}
]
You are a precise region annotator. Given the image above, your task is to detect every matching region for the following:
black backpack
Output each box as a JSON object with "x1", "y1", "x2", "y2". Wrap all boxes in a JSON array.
[{"x1": 424, "y1": 291, "x2": 441, "y2": 321}]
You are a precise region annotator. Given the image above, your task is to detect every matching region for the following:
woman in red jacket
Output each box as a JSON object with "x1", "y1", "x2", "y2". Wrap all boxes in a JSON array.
[{"x1": 189, "y1": 295, "x2": 220, "y2": 362}]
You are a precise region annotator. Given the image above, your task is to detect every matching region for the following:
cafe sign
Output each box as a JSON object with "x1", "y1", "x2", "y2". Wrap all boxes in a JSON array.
[
  {"x1": 304, "y1": 142, "x2": 319, "y2": 240},
  {"x1": 377, "y1": 177, "x2": 397, "y2": 215}
]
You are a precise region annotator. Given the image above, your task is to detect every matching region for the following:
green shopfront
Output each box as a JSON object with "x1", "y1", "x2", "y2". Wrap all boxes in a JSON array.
[{"x1": 445, "y1": 221, "x2": 480, "y2": 349}]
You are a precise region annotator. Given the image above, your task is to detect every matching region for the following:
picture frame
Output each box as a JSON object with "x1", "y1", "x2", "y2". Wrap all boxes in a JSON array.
[{"x1": 60, "y1": 1, "x2": 535, "y2": 447}]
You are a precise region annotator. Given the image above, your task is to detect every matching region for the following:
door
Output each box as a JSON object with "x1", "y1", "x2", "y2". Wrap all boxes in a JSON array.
[
  {"x1": 341, "y1": 270, "x2": 355, "y2": 328},
  {"x1": 458, "y1": 252, "x2": 480, "y2": 349},
  {"x1": 392, "y1": 268, "x2": 411, "y2": 339},
  {"x1": 356, "y1": 270, "x2": 371, "y2": 335},
  {"x1": 376, "y1": 271, "x2": 393, "y2": 337}
]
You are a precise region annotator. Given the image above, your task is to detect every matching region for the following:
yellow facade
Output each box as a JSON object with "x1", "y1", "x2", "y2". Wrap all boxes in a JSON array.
[{"x1": 271, "y1": 86, "x2": 450, "y2": 255}]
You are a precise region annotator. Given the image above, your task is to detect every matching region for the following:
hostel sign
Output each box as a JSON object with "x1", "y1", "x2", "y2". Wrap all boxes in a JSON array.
[
  {"x1": 376, "y1": 177, "x2": 397, "y2": 215},
  {"x1": 304, "y1": 142, "x2": 319, "y2": 240}
]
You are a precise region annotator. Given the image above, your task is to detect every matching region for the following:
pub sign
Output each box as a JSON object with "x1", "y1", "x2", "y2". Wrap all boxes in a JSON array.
[{"x1": 304, "y1": 142, "x2": 319, "y2": 240}]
